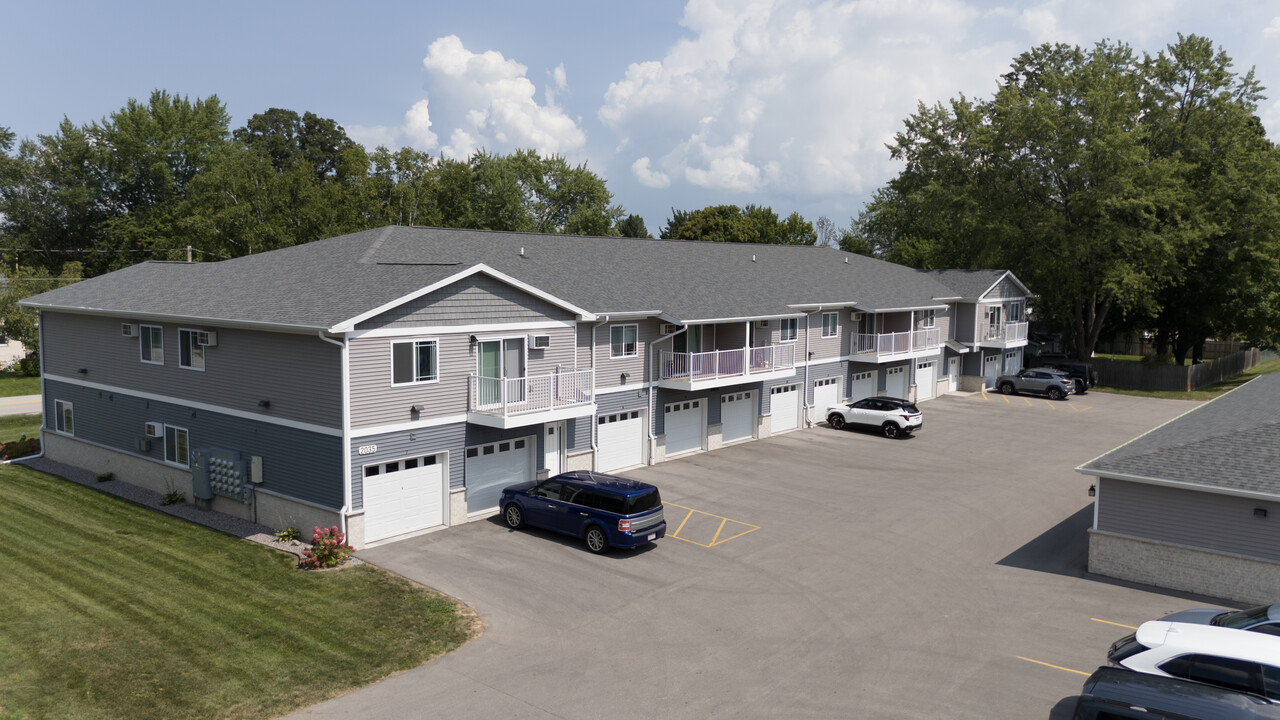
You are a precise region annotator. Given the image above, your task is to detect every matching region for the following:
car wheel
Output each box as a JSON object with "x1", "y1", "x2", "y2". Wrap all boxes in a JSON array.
[
  {"x1": 1075, "y1": 380, "x2": 1087, "y2": 395},
  {"x1": 503, "y1": 503, "x2": 524, "y2": 529},
  {"x1": 999, "y1": 382, "x2": 1015, "y2": 395},
  {"x1": 828, "y1": 414, "x2": 846, "y2": 430},
  {"x1": 882, "y1": 422, "x2": 900, "y2": 439},
  {"x1": 585, "y1": 525, "x2": 609, "y2": 554},
  {"x1": 1047, "y1": 387, "x2": 1064, "y2": 400}
]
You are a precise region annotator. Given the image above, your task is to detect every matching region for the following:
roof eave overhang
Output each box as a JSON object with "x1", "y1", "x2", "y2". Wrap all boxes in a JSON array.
[
  {"x1": 674, "y1": 312, "x2": 806, "y2": 324},
  {"x1": 788, "y1": 301, "x2": 859, "y2": 311},
  {"x1": 1075, "y1": 468, "x2": 1280, "y2": 503},
  {"x1": 853, "y1": 302, "x2": 950, "y2": 313},
  {"x1": 20, "y1": 303, "x2": 329, "y2": 335}
]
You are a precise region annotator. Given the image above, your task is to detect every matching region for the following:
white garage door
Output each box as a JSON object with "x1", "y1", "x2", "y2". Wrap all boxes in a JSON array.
[
  {"x1": 984, "y1": 354, "x2": 1001, "y2": 388},
  {"x1": 664, "y1": 399, "x2": 704, "y2": 457},
  {"x1": 849, "y1": 371, "x2": 874, "y2": 403},
  {"x1": 813, "y1": 377, "x2": 841, "y2": 415},
  {"x1": 363, "y1": 454, "x2": 444, "y2": 543},
  {"x1": 916, "y1": 360, "x2": 937, "y2": 401},
  {"x1": 770, "y1": 384, "x2": 799, "y2": 433},
  {"x1": 597, "y1": 410, "x2": 645, "y2": 472},
  {"x1": 1004, "y1": 350, "x2": 1022, "y2": 374},
  {"x1": 721, "y1": 390, "x2": 755, "y2": 444},
  {"x1": 885, "y1": 366, "x2": 908, "y2": 398},
  {"x1": 465, "y1": 437, "x2": 534, "y2": 514}
]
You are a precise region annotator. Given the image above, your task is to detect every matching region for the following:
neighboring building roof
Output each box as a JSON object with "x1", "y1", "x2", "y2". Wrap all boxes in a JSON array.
[
  {"x1": 1077, "y1": 372, "x2": 1280, "y2": 499},
  {"x1": 924, "y1": 269, "x2": 1030, "y2": 301},
  {"x1": 22, "y1": 226, "x2": 962, "y2": 331}
]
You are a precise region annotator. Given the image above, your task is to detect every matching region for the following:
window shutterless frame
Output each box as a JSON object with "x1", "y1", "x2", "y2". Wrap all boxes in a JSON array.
[
  {"x1": 139, "y1": 324, "x2": 164, "y2": 365},
  {"x1": 821, "y1": 312, "x2": 838, "y2": 338},
  {"x1": 610, "y1": 324, "x2": 638, "y2": 358},
  {"x1": 164, "y1": 425, "x2": 189, "y2": 467},
  {"x1": 390, "y1": 339, "x2": 439, "y2": 386},
  {"x1": 920, "y1": 309, "x2": 936, "y2": 329},
  {"x1": 781, "y1": 318, "x2": 798, "y2": 342},
  {"x1": 54, "y1": 399, "x2": 74, "y2": 435},
  {"x1": 178, "y1": 329, "x2": 206, "y2": 371}
]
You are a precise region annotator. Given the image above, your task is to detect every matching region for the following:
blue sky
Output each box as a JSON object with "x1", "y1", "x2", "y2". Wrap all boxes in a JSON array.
[{"x1": 4, "y1": 0, "x2": 1279, "y2": 234}]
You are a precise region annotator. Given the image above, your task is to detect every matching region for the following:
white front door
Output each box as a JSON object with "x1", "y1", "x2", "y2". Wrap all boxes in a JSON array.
[
  {"x1": 848, "y1": 371, "x2": 874, "y2": 403},
  {"x1": 947, "y1": 357, "x2": 959, "y2": 392},
  {"x1": 721, "y1": 390, "x2": 755, "y2": 444},
  {"x1": 597, "y1": 410, "x2": 646, "y2": 472},
  {"x1": 813, "y1": 377, "x2": 841, "y2": 415},
  {"x1": 465, "y1": 437, "x2": 534, "y2": 514},
  {"x1": 983, "y1": 354, "x2": 1000, "y2": 388},
  {"x1": 544, "y1": 422, "x2": 563, "y2": 477},
  {"x1": 916, "y1": 360, "x2": 936, "y2": 400},
  {"x1": 885, "y1": 366, "x2": 908, "y2": 398},
  {"x1": 363, "y1": 453, "x2": 445, "y2": 543},
  {"x1": 664, "y1": 399, "x2": 704, "y2": 456},
  {"x1": 770, "y1": 384, "x2": 799, "y2": 433}
]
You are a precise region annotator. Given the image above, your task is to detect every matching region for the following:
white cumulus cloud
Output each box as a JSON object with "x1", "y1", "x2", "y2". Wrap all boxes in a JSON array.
[{"x1": 631, "y1": 157, "x2": 670, "y2": 188}]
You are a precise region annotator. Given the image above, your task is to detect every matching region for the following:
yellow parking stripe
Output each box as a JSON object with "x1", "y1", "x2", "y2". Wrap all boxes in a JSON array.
[
  {"x1": 1091, "y1": 618, "x2": 1138, "y2": 630},
  {"x1": 1042, "y1": 399, "x2": 1056, "y2": 409},
  {"x1": 1023, "y1": 397, "x2": 1033, "y2": 407},
  {"x1": 1017, "y1": 657, "x2": 1091, "y2": 676},
  {"x1": 665, "y1": 503, "x2": 760, "y2": 548},
  {"x1": 672, "y1": 508, "x2": 695, "y2": 537}
]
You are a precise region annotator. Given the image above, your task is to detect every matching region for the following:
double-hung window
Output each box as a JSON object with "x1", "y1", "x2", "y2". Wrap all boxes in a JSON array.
[
  {"x1": 391, "y1": 339, "x2": 438, "y2": 385},
  {"x1": 821, "y1": 312, "x2": 838, "y2": 338},
  {"x1": 164, "y1": 425, "x2": 189, "y2": 467},
  {"x1": 781, "y1": 318, "x2": 798, "y2": 342},
  {"x1": 140, "y1": 324, "x2": 164, "y2": 364},
  {"x1": 179, "y1": 329, "x2": 205, "y2": 370},
  {"x1": 610, "y1": 324, "x2": 638, "y2": 358},
  {"x1": 920, "y1": 310, "x2": 936, "y2": 329},
  {"x1": 54, "y1": 400, "x2": 74, "y2": 435}
]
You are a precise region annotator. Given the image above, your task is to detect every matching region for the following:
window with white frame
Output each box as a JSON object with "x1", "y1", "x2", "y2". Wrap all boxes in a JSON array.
[
  {"x1": 920, "y1": 310, "x2": 936, "y2": 328},
  {"x1": 821, "y1": 312, "x2": 838, "y2": 338},
  {"x1": 179, "y1": 329, "x2": 205, "y2": 370},
  {"x1": 610, "y1": 324, "x2": 638, "y2": 358},
  {"x1": 781, "y1": 318, "x2": 798, "y2": 342},
  {"x1": 140, "y1": 324, "x2": 164, "y2": 364},
  {"x1": 164, "y1": 425, "x2": 189, "y2": 467},
  {"x1": 391, "y1": 339, "x2": 438, "y2": 385},
  {"x1": 54, "y1": 400, "x2": 74, "y2": 435}
]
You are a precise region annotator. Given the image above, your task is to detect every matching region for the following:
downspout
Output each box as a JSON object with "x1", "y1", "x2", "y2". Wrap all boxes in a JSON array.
[
  {"x1": 804, "y1": 308, "x2": 823, "y2": 427},
  {"x1": 648, "y1": 324, "x2": 687, "y2": 464},
  {"x1": 318, "y1": 330, "x2": 350, "y2": 538},
  {"x1": 589, "y1": 316, "x2": 609, "y2": 469}
]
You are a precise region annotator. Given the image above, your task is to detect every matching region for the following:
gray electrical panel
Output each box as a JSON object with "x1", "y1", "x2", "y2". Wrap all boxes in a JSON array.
[{"x1": 192, "y1": 448, "x2": 252, "y2": 504}]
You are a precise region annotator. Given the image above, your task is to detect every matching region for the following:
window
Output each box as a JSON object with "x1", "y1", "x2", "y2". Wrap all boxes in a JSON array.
[
  {"x1": 391, "y1": 339, "x2": 438, "y2": 385},
  {"x1": 920, "y1": 310, "x2": 936, "y2": 328},
  {"x1": 179, "y1": 329, "x2": 205, "y2": 370},
  {"x1": 610, "y1": 324, "x2": 638, "y2": 358},
  {"x1": 54, "y1": 400, "x2": 74, "y2": 435},
  {"x1": 1160, "y1": 655, "x2": 1260, "y2": 696},
  {"x1": 164, "y1": 425, "x2": 189, "y2": 467},
  {"x1": 140, "y1": 324, "x2": 164, "y2": 364},
  {"x1": 821, "y1": 312, "x2": 838, "y2": 338},
  {"x1": 781, "y1": 318, "x2": 798, "y2": 342}
]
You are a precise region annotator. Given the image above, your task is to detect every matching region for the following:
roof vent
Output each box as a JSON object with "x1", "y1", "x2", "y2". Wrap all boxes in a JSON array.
[
  {"x1": 845, "y1": 257, "x2": 849, "y2": 263},
  {"x1": 752, "y1": 255, "x2": 756, "y2": 262},
  {"x1": 520, "y1": 247, "x2": 525, "y2": 257}
]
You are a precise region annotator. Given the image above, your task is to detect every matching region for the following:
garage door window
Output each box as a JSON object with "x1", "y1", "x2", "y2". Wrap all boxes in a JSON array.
[{"x1": 365, "y1": 454, "x2": 437, "y2": 477}]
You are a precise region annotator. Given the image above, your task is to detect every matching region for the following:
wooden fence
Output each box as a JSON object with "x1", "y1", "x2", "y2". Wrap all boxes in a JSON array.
[
  {"x1": 1093, "y1": 348, "x2": 1271, "y2": 392},
  {"x1": 1094, "y1": 336, "x2": 1247, "y2": 361}
]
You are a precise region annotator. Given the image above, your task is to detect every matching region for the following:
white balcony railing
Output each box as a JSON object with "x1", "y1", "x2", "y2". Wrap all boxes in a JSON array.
[
  {"x1": 979, "y1": 321, "x2": 1029, "y2": 343},
  {"x1": 852, "y1": 328, "x2": 941, "y2": 357},
  {"x1": 469, "y1": 368, "x2": 595, "y2": 418},
  {"x1": 660, "y1": 344, "x2": 796, "y2": 382}
]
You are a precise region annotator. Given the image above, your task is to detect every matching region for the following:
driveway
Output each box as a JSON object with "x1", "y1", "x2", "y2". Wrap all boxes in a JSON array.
[{"x1": 287, "y1": 392, "x2": 1207, "y2": 720}]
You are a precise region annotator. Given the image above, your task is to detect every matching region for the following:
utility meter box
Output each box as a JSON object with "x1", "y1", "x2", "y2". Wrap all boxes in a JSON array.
[{"x1": 192, "y1": 448, "x2": 252, "y2": 504}]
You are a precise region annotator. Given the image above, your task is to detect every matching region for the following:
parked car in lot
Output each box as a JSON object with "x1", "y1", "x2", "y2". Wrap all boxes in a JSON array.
[
  {"x1": 1161, "y1": 604, "x2": 1280, "y2": 637},
  {"x1": 500, "y1": 471, "x2": 666, "y2": 554},
  {"x1": 995, "y1": 368, "x2": 1075, "y2": 400},
  {"x1": 826, "y1": 396, "x2": 922, "y2": 438},
  {"x1": 1106, "y1": 621, "x2": 1280, "y2": 703},
  {"x1": 1074, "y1": 665, "x2": 1280, "y2": 719},
  {"x1": 1040, "y1": 360, "x2": 1098, "y2": 395}
]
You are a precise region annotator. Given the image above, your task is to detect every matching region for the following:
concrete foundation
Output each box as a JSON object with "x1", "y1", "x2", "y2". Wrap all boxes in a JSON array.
[{"x1": 1089, "y1": 529, "x2": 1280, "y2": 605}]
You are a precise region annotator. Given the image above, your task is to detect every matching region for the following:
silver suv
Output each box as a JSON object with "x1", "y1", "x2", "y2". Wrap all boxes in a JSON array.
[{"x1": 995, "y1": 368, "x2": 1074, "y2": 400}]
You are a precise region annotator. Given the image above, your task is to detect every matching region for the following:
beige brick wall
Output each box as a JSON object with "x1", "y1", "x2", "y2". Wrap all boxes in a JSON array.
[{"x1": 1089, "y1": 529, "x2": 1280, "y2": 604}]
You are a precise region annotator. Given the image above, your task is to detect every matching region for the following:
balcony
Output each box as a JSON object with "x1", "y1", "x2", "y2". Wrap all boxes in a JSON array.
[
  {"x1": 851, "y1": 328, "x2": 942, "y2": 362},
  {"x1": 467, "y1": 368, "x2": 596, "y2": 429},
  {"x1": 658, "y1": 344, "x2": 796, "y2": 391},
  {"x1": 978, "y1": 321, "x2": 1029, "y2": 348}
]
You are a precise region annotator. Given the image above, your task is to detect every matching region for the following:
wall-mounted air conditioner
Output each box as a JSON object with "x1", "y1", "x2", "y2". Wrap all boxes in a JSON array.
[
  {"x1": 757, "y1": 320, "x2": 770, "y2": 327},
  {"x1": 529, "y1": 334, "x2": 550, "y2": 349},
  {"x1": 194, "y1": 331, "x2": 217, "y2": 347},
  {"x1": 122, "y1": 323, "x2": 138, "y2": 337},
  {"x1": 659, "y1": 323, "x2": 681, "y2": 335},
  {"x1": 144, "y1": 421, "x2": 163, "y2": 438}
]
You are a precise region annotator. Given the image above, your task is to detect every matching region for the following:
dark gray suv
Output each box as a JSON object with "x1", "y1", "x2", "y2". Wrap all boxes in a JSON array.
[{"x1": 995, "y1": 368, "x2": 1074, "y2": 400}]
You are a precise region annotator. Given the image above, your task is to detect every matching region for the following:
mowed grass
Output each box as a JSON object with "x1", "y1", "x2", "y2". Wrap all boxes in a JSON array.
[
  {"x1": 1095, "y1": 356, "x2": 1280, "y2": 401},
  {"x1": 0, "y1": 414, "x2": 41, "y2": 444},
  {"x1": 0, "y1": 466, "x2": 477, "y2": 720},
  {"x1": 0, "y1": 371, "x2": 40, "y2": 398}
]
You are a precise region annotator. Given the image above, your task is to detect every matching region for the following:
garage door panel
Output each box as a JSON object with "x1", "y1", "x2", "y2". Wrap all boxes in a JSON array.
[
  {"x1": 721, "y1": 391, "x2": 755, "y2": 444},
  {"x1": 916, "y1": 361, "x2": 936, "y2": 400},
  {"x1": 848, "y1": 372, "x2": 874, "y2": 403},
  {"x1": 466, "y1": 437, "x2": 534, "y2": 513},
  {"x1": 664, "y1": 400, "x2": 703, "y2": 456},
  {"x1": 771, "y1": 385, "x2": 799, "y2": 433},
  {"x1": 364, "y1": 456, "x2": 444, "y2": 543},
  {"x1": 814, "y1": 378, "x2": 840, "y2": 415},
  {"x1": 598, "y1": 411, "x2": 645, "y2": 472},
  {"x1": 885, "y1": 366, "x2": 907, "y2": 398}
]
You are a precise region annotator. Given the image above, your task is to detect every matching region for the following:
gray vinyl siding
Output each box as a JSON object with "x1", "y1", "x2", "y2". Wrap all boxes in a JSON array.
[
  {"x1": 806, "y1": 361, "x2": 845, "y2": 405},
  {"x1": 45, "y1": 378, "x2": 342, "y2": 508},
  {"x1": 354, "y1": 274, "x2": 576, "y2": 330},
  {"x1": 984, "y1": 276, "x2": 1025, "y2": 301},
  {"x1": 41, "y1": 312, "x2": 341, "y2": 428},
  {"x1": 348, "y1": 325, "x2": 577, "y2": 429},
  {"x1": 801, "y1": 310, "x2": 843, "y2": 360},
  {"x1": 879, "y1": 311, "x2": 912, "y2": 333},
  {"x1": 350, "y1": 422, "x2": 466, "y2": 509},
  {"x1": 953, "y1": 304, "x2": 976, "y2": 343},
  {"x1": 594, "y1": 319, "x2": 658, "y2": 390},
  {"x1": 1097, "y1": 478, "x2": 1280, "y2": 562}
]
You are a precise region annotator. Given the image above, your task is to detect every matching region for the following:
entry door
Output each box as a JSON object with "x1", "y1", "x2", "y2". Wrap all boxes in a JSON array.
[
  {"x1": 544, "y1": 422, "x2": 563, "y2": 477},
  {"x1": 947, "y1": 357, "x2": 959, "y2": 392}
]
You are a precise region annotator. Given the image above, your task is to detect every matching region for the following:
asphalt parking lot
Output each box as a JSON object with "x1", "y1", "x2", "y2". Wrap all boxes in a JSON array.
[{"x1": 288, "y1": 391, "x2": 1221, "y2": 720}]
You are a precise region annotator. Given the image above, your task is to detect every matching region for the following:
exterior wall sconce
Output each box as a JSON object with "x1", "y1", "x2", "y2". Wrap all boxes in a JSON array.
[
  {"x1": 410, "y1": 404, "x2": 422, "y2": 414},
  {"x1": 1255, "y1": 508, "x2": 1268, "y2": 518},
  {"x1": 620, "y1": 372, "x2": 630, "y2": 384},
  {"x1": 77, "y1": 368, "x2": 88, "y2": 374},
  {"x1": 1087, "y1": 485, "x2": 1096, "y2": 498},
  {"x1": 257, "y1": 400, "x2": 270, "y2": 408}
]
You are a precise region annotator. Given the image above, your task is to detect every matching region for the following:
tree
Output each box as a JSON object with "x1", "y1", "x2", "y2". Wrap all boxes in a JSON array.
[
  {"x1": 0, "y1": 262, "x2": 83, "y2": 357},
  {"x1": 662, "y1": 205, "x2": 817, "y2": 245},
  {"x1": 233, "y1": 108, "x2": 358, "y2": 181},
  {"x1": 617, "y1": 214, "x2": 651, "y2": 238}
]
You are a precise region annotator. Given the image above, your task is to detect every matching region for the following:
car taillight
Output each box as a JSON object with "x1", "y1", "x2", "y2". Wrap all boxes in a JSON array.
[
  {"x1": 901, "y1": 415, "x2": 913, "y2": 421},
  {"x1": 618, "y1": 519, "x2": 631, "y2": 533}
]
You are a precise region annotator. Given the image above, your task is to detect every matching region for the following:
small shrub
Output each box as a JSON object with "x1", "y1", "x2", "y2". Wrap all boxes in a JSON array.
[
  {"x1": 1, "y1": 435, "x2": 40, "y2": 461},
  {"x1": 14, "y1": 356, "x2": 39, "y2": 377},
  {"x1": 274, "y1": 526, "x2": 301, "y2": 543},
  {"x1": 96, "y1": 472, "x2": 114, "y2": 482},
  {"x1": 300, "y1": 525, "x2": 354, "y2": 569},
  {"x1": 160, "y1": 489, "x2": 185, "y2": 506}
]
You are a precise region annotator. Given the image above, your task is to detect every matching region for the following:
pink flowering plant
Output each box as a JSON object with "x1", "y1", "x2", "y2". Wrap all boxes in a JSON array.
[{"x1": 300, "y1": 525, "x2": 354, "y2": 569}]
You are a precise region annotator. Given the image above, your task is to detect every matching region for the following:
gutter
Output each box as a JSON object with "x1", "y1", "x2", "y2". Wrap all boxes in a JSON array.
[{"x1": 317, "y1": 330, "x2": 351, "y2": 538}]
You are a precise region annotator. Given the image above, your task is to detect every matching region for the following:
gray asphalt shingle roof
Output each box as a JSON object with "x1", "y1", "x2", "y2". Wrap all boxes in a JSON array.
[
  {"x1": 1078, "y1": 372, "x2": 1280, "y2": 497},
  {"x1": 23, "y1": 226, "x2": 963, "y2": 329},
  {"x1": 922, "y1": 269, "x2": 1011, "y2": 300}
]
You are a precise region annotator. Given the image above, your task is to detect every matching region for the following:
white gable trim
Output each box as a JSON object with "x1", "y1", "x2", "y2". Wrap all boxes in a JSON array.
[
  {"x1": 328, "y1": 264, "x2": 596, "y2": 333},
  {"x1": 978, "y1": 271, "x2": 1033, "y2": 301}
]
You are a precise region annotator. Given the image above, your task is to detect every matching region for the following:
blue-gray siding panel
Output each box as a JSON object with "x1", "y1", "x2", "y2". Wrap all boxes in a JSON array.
[
  {"x1": 349, "y1": 423, "x2": 466, "y2": 510},
  {"x1": 44, "y1": 379, "x2": 343, "y2": 508}
]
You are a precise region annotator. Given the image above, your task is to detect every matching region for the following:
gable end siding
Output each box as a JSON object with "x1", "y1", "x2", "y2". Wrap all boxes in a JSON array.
[
  {"x1": 985, "y1": 277, "x2": 1024, "y2": 301},
  {"x1": 355, "y1": 275, "x2": 576, "y2": 330}
]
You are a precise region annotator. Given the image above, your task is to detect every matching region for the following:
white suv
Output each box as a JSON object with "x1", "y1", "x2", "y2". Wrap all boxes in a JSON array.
[
  {"x1": 1107, "y1": 621, "x2": 1280, "y2": 701},
  {"x1": 826, "y1": 396, "x2": 922, "y2": 438}
]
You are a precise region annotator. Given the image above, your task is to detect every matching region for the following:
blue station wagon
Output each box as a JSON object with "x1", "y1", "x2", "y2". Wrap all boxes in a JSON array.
[{"x1": 500, "y1": 471, "x2": 666, "y2": 554}]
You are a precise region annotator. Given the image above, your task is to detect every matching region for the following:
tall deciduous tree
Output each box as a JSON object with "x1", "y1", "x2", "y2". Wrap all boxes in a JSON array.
[{"x1": 662, "y1": 205, "x2": 817, "y2": 245}]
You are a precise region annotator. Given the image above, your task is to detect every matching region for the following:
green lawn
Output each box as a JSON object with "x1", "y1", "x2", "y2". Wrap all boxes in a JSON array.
[
  {"x1": 0, "y1": 466, "x2": 476, "y2": 720},
  {"x1": 0, "y1": 372, "x2": 40, "y2": 398},
  {"x1": 1094, "y1": 356, "x2": 1280, "y2": 401},
  {"x1": 0, "y1": 414, "x2": 41, "y2": 445}
]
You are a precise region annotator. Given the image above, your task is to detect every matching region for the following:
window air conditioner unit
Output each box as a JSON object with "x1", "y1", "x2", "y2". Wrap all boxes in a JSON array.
[
  {"x1": 529, "y1": 334, "x2": 550, "y2": 349},
  {"x1": 757, "y1": 320, "x2": 770, "y2": 327},
  {"x1": 659, "y1": 323, "x2": 680, "y2": 335},
  {"x1": 122, "y1": 323, "x2": 138, "y2": 337},
  {"x1": 194, "y1": 331, "x2": 217, "y2": 347},
  {"x1": 144, "y1": 421, "x2": 163, "y2": 438}
]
